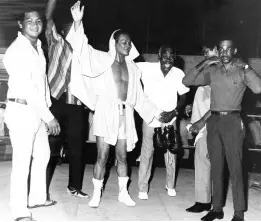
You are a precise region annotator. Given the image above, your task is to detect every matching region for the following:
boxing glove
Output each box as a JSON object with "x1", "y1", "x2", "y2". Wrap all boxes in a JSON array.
[
  {"x1": 164, "y1": 125, "x2": 181, "y2": 154},
  {"x1": 153, "y1": 127, "x2": 166, "y2": 148},
  {"x1": 164, "y1": 125, "x2": 175, "y2": 147}
]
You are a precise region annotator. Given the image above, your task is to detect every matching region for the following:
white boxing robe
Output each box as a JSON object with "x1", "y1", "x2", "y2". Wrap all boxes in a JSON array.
[{"x1": 67, "y1": 23, "x2": 157, "y2": 151}]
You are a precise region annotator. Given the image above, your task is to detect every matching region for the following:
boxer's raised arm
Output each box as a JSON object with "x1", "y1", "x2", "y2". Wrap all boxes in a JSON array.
[
  {"x1": 45, "y1": 0, "x2": 57, "y2": 33},
  {"x1": 71, "y1": 1, "x2": 85, "y2": 32}
]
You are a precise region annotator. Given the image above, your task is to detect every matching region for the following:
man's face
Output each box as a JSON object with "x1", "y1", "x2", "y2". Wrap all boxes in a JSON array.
[
  {"x1": 202, "y1": 46, "x2": 218, "y2": 59},
  {"x1": 218, "y1": 40, "x2": 236, "y2": 64},
  {"x1": 115, "y1": 34, "x2": 132, "y2": 56},
  {"x1": 18, "y1": 11, "x2": 43, "y2": 40},
  {"x1": 159, "y1": 47, "x2": 174, "y2": 74}
]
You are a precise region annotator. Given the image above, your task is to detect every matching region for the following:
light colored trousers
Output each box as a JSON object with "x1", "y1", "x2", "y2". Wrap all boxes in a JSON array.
[
  {"x1": 180, "y1": 118, "x2": 193, "y2": 146},
  {"x1": 4, "y1": 102, "x2": 50, "y2": 219},
  {"x1": 194, "y1": 129, "x2": 211, "y2": 203},
  {"x1": 138, "y1": 121, "x2": 177, "y2": 192}
]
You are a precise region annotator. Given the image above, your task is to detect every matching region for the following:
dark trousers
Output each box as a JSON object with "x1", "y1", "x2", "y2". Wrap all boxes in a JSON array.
[
  {"x1": 207, "y1": 113, "x2": 246, "y2": 212},
  {"x1": 47, "y1": 97, "x2": 85, "y2": 192}
]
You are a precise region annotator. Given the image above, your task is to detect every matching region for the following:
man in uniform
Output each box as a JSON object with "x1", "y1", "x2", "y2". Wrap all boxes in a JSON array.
[{"x1": 183, "y1": 40, "x2": 261, "y2": 221}]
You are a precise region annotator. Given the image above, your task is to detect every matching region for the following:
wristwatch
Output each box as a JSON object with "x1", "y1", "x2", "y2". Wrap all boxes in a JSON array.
[{"x1": 244, "y1": 64, "x2": 249, "y2": 70}]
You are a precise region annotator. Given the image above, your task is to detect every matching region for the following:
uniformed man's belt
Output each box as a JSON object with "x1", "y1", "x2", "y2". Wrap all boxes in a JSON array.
[
  {"x1": 211, "y1": 110, "x2": 240, "y2": 116},
  {"x1": 8, "y1": 98, "x2": 27, "y2": 105}
]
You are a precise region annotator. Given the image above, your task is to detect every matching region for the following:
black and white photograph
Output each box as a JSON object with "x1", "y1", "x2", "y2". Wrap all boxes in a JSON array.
[{"x1": 0, "y1": 0, "x2": 261, "y2": 221}]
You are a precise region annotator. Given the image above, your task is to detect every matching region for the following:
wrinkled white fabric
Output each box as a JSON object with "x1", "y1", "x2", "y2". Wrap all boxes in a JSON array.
[
  {"x1": 3, "y1": 32, "x2": 53, "y2": 123},
  {"x1": 190, "y1": 86, "x2": 211, "y2": 145},
  {"x1": 67, "y1": 23, "x2": 157, "y2": 151}
]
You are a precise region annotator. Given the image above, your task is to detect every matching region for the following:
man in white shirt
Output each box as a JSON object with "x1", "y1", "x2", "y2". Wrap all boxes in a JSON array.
[
  {"x1": 3, "y1": 9, "x2": 60, "y2": 221},
  {"x1": 185, "y1": 44, "x2": 217, "y2": 214},
  {"x1": 137, "y1": 45, "x2": 189, "y2": 200}
]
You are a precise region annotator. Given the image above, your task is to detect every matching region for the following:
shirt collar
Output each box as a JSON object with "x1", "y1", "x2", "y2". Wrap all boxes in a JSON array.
[
  {"x1": 157, "y1": 62, "x2": 174, "y2": 77},
  {"x1": 17, "y1": 31, "x2": 42, "y2": 49}
]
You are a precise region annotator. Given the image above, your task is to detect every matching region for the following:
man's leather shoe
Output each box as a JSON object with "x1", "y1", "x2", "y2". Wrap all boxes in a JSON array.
[
  {"x1": 231, "y1": 215, "x2": 244, "y2": 221},
  {"x1": 201, "y1": 209, "x2": 224, "y2": 221},
  {"x1": 186, "y1": 202, "x2": 211, "y2": 213}
]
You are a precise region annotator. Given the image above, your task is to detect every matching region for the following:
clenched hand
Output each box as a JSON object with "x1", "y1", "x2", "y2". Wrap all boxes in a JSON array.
[
  {"x1": 47, "y1": 118, "x2": 61, "y2": 136},
  {"x1": 189, "y1": 119, "x2": 205, "y2": 134},
  {"x1": 159, "y1": 110, "x2": 178, "y2": 123}
]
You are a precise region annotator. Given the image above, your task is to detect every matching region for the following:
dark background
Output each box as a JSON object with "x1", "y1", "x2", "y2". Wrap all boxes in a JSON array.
[{"x1": 1, "y1": 0, "x2": 261, "y2": 59}]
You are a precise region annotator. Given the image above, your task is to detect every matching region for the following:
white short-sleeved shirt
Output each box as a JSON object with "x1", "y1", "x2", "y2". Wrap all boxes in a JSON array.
[{"x1": 137, "y1": 62, "x2": 190, "y2": 127}]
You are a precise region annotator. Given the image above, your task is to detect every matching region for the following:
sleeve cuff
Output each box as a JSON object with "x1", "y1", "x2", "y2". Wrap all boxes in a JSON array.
[
  {"x1": 178, "y1": 86, "x2": 190, "y2": 95},
  {"x1": 42, "y1": 110, "x2": 54, "y2": 124},
  {"x1": 154, "y1": 108, "x2": 163, "y2": 120},
  {"x1": 66, "y1": 22, "x2": 83, "y2": 42}
]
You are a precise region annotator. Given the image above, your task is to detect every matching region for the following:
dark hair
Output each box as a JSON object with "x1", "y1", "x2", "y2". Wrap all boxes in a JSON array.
[
  {"x1": 17, "y1": 9, "x2": 44, "y2": 23},
  {"x1": 158, "y1": 44, "x2": 173, "y2": 56},
  {"x1": 201, "y1": 39, "x2": 216, "y2": 51},
  {"x1": 113, "y1": 30, "x2": 130, "y2": 43}
]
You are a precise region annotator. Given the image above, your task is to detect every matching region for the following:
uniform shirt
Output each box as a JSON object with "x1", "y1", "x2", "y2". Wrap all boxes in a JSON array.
[
  {"x1": 137, "y1": 62, "x2": 190, "y2": 127},
  {"x1": 3, "y1": 32, "x2": 54, "y2": 123},
  {"x1": 183, "y1": 60, "x2": 261, "y2": 111},
  {"x1": 46, "y1": 24, "x2": 81, "y2": 105}
]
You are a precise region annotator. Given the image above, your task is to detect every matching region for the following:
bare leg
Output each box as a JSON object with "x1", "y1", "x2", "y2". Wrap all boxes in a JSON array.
[
  {"x1": 93, "y1": 136, "x2": 110, "y2": 180},
  {"x1": 115, "y1": 139, "x2": 135, "y2": 206},
  {"x1": 115, "y1": 139, "x2": 128, "y2": 177},
  {"x1": 89, "y1": 136, "x2": 110, "y2": 208}
]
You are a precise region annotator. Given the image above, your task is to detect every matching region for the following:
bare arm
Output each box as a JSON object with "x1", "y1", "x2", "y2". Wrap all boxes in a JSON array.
[
  {"x1": 189, "y1": 110, "x2": 211, "y2": 134},
  {"x1": 45, "y1": 0, "x2": 57, "y2": 33},
  {"x1": 202, "y1": 109, "x2": 212, "y2": 122}
]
